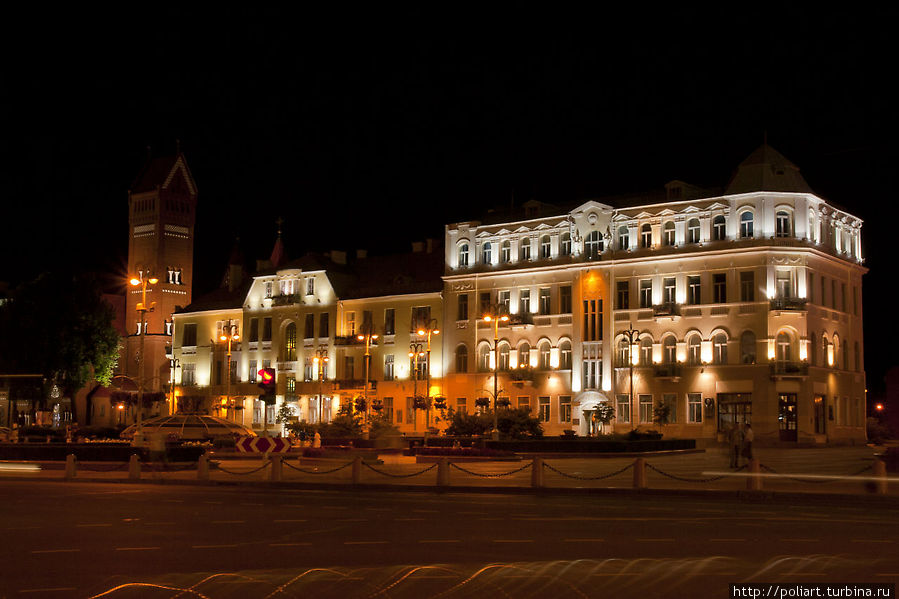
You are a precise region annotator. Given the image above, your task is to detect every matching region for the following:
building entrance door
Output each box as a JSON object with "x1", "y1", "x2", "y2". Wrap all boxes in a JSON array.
[
  {"x1": 813, "y1": 395, "x2": 825, "y2": 435},
  {"x1": 778, "y1": 393, "x2": 798, "y2": 441}
]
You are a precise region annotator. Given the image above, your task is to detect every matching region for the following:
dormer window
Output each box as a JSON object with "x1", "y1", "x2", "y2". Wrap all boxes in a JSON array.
[{"x1": 458, "y1": 243, "x2": 469, "y2": 267}]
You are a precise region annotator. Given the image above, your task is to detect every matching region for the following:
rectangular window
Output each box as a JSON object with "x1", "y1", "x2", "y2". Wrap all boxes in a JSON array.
[
  {"x1": 383, "y1": 397, "x2": 394, "y2": 423},
  {"x1": 560, "y1": 286, "x2": 572, "y2": 314},
  {"x1": 249, "y1": 359, "x2": 257, "y2": 383},
  {"x1": 539, "y1": 288, "x2": 551, "y2": 314},
  {"x1": 319, "y1": 313, "x2": 329, "y2": 338},
  {"x1": 362, "y1": 310, "x2": 373, "y2": 334},
  {"x1": 286, "y1": 375, "x2": 296, "y2": 396},
  {"x1": 559, "y1": 395, "x2": 571, "y2": 423},
  {"x1": 663, "y1": 393, "x2": 677, "y2": 424},
  {"x1": 740, "y1": 271, "x2": 755, "y2": 302},
  {"x1": 776, "y1": 270, "x2": 792, "y2": 298},
  {"x1": 663, "y1": 277, "x2": 675, "y2": 304},
  {"x1": 519, "y1": 289, "x2": 530, "y2": 314},
  {"x1": 713, "y1": 273, "x2": 727, "y2": 303},
  {"x1": 304, "y1": 357, "x2": 315, "y2": 382},
  {"x1": 230, "y1": 360, "x2": 238, "y2": 384},
  {"x1": 304, "y1": 313, "x2": 315, "y2": 339},
  {"x1": 517, "y1": 396, "x2": 530, "y2": 411},
  {"x1": 182, "y1": 323, "x2": 197, "y2": 346},
  {"x1": 406, "y1": 397, "x2": 414, "y2": 424},
  {"x1": 345, "y1": 312, "x2": 356, "y2": 336},
  {"x1": 479, "y1": 292, "x2": 491, "y2": 316},
  {"x1": 384, "y1": 309, "x2": 395, "y2": 336},
  {"x1": 263, "y1": 318, "x2": 272, "y2": 342},
  {"x1": 264, "y1": 281, "x2": 273, "y2": 299},
  {"x1": 687, "y1": 275, "x2": 700, "y2": 305},
  {"x1": 182, "y1": 363, "x2": 196, "y2": 385},
  {"x1": 384, "y1": 354, "x2": 394, "y2": 381},
  {"x1": 538, "y1": 397, "x2": 550, "y2": 422},
  {"x1": 582, "y1": 344, "x2": 601, "y2": 390},
  {"x1": 344, "y1": 356, "x2": 354, "y2": 380},
  {"x1": 411, "y1": 306, "x2": 431, "y2": 332},
  {"x1": 498, "y1": 291, "x2": 511, "y2": 315},
  {"x1": 582, "y1": 299, "x2": 602, "y2": 341},
  {"x1": 821, "y1": 276, "x2": 827, "y2": 308},
  {"x1": 841, "y1": 283, "x2": 846, "y2": 313},
  {"x1": 457, "y1": 294, "x2": 469, "y2": 321},
  {"x1": 639, "y1": 279, "x2": 652, "y2": 308},
  {"x1": 639, "y1": 395, "x2": 653, "y2": 424},
  {"x1": 808, "y1": 272, "x2": 815, "y2": 304},
  {"x1": 249, "y1": 319, "x2": 259, "y2": 342},
  {"x1": 687, "y1": 392, "x2": 702, "y2": 423},
  {"x1": 306, "y1": 277, "x2": 315, "y2": 296},
  {"x1": 456, "y1": 398, "x2": 467, "y2": 415},
  {"x1": 617, "y1": 280, "x2": 629, "y2": 309},
  {"x1": 616, "y1": 394, "x2": 630, "y2": 423}
]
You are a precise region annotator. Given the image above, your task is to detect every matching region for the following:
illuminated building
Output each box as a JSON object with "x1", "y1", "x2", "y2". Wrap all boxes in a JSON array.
[{"x1": 443, "y1": 145, "x2": 866, "y2": 444}]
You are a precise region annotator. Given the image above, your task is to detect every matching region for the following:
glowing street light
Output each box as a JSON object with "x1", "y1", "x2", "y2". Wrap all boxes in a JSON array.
[
  {"x1": 220, "y1": 328, "x2": 240, "y2": 421},
  {"x1": 484, "y1": 308, "x2": 510, "y2": 440},
  {"x1": 130, "y1": 272, "x2": 158, "y2": 445},
  {"x1": 417, "y1": 318, "x2": 440, "y2": 434},
  {"x1": 357, "y1": 331, "x2": 379, "y2": 425}
]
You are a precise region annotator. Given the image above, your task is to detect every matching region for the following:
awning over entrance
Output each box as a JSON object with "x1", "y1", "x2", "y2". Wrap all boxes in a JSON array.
[{"x1": 575, "y1": 391, "x2": 611, "y2": 411}]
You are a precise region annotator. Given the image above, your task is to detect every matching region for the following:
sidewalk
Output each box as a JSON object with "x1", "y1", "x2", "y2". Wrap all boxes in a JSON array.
[{"x1": 1, "y1": 445, "x2": 896, "y2": 501}]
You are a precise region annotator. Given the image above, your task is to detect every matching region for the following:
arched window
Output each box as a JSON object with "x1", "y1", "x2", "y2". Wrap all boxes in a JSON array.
[
  {"x1": 455, "y1": 345, "x2": 468, "y2": 373},
  {"x1": 478, "y1": 344, "x2": 491, "y2": 372},
  {"x1": 518, "y1": 342, "x2": 530, "y2": 369},
  {"x1": 687, "y1": 334, "x2": 702, "y2": 365},
  {"x1": 713, "y1": 333, "x2": 728, "y2": 364},
  {"x1": 641, "y1": 224, "x2": 652, "y2": 248},
  {"x1": 740, "y1": 211, "x2": 754, "y2": 238},
  {"x1": 501, "y1": 240, "x2": 511, "y2": 263},
  {"x1": 740, "y1": 330, "x2": 757, "y2": 364},
  {"x1": 560, "y1": 339, "x2": 572, "y2": 369},
  {"x1": 560, "y1": 232, "x2": 571, "y2": 256},
  {"x1": 663, "y1": 221, "x2": 676, "y2": 246},
  {"x1": 585, "y1": 231, "x2": 602, "y2": 258},
  {"x1": 618, "y1": 226, "x2": 630, "y2": 250},
  {"x1": 639, "y1": 337, "x2": 653, "y2": 366},
  {"x1": 458, "y1": 243, "x2": 469, "y2": 267},
  {"x1": 499, "y1": 343, "x2": 511, "y2": 371},
  {"x1": 832, "y1": 335, "x2": 841, "y2": 369},
  {"x1": 775, "y1": 210, "x2": 792, "y2": 238},
  {"x1": 809, "y1": 331, "x2": 817, "y2": 366},
  {"x1": 663, "y1": 336, "x2": 677, "y2": 363},
  {"x1": 687, "y1": 218, "x2": 700, "y2": 243},
  {"x1": 520, "y1": 237, "x2": 531, "y2": 261},
  {"x1": 538, "y1": 340, "x2": 551, "y2": 369},
  {"x1": 482, "y1": 242, "x2": 493, "y2": 265},
  {"x1": 540, "y1": 235, "x2": 551, "y2": 259},
  {"x1": 284, "y1": 323, "x2": 297, "y2": 361},
  {"x1": 776, "y1": 332, "x2": 792, "y2": 362},
  {"x1": 617, "y1": 337, "x2": 631, "y2": 367},
  {"x1": 712, "y1": 215, "x2": 726, "y2": 240}
]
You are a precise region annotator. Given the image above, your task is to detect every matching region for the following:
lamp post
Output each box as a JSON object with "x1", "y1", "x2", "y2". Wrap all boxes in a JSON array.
[
  {"x1": 483, "y1": 308, "x2": 510, "y2": 441},
  {"x1": 416, "y1": 318, "x2": 440, "y2": 434},
  {"x1": 169, "y1": 358, "x2": 180, "y2": 416},
  {"x1": 622, "y1": 322, "x2": 639, "y2": 428},
  {"x1": 356, "y1": 331, "x2": 378, "y2": 426},
  {"x1": 313, "y1": 345, "x2": 329, "y2": 424},
  {"x1": 220, "y1": 328, "x2": 240, "y2": 421},
  {"x1": 130, "y1": 272, "x2": 158, "y2": 445},
  {"x1": 408, "y1": 342, "x2": 425, "y2": 431}
]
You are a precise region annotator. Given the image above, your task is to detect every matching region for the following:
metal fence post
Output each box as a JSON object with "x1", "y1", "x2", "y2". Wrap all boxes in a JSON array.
[
  {"x1": 874, "y1": 458, "x2": 888, "y2": 495},
  {"x1": 633, "y1": 458, "x2": 646, "y2": 489},
  {"x1": 197, "y1": 454, "x2": 209, "y2": 481},
  {"x1": 530, "y1": 457, "x2": 544, "y2": 488},
  {"x1": 65, "y1": 454, "x2": 77, "y2": 480},
  {"x1": 352, "y1": 456, "x2": 362, "y2": 484},
  {"x1": 128, "y1": 454, "x2": 141, "y2": 481},
  {"x1": 746, "y1": 458, "x2": 762, "y2": 491},
  {"x1": 270, "y1": 454, "x2": 283, "y2": 482},
  {"x1": 437, "y1": 458, "x2": 450, "y2": 487}
]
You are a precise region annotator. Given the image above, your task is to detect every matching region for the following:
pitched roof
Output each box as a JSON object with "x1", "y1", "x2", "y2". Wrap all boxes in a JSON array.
[
  {"x1": 130, "y1": 152, "x2": 197, "y2": 195},
  {"x1": 725, "y1": 144, "x2": 814, "y2": 195}
]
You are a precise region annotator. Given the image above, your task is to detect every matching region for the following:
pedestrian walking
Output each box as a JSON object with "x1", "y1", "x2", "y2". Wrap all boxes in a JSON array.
[
  {"x1": 313, "y1": 431, "x2": 321, "y2": 448},
  {"x1": 729, "y1": 423, "x2": 745, "y2": 468},
  {"x1": 742, "y1": 423, "x2": 754, "y2": 461}
]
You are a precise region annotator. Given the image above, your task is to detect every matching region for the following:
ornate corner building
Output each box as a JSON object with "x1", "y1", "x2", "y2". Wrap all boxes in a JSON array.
[{"x1": 442, "y1": 145, "x2": 866, "y2": 444}]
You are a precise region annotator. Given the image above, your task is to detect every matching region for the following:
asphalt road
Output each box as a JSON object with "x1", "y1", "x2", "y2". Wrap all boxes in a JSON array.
[{"x1": 1, "y1": 481, "x2": 897, "y2": 598}]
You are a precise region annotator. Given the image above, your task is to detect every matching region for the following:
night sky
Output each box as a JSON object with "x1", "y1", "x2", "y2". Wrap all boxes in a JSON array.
[{"x1": 2, "y1": 8, "x2": 895, "y2": 390}]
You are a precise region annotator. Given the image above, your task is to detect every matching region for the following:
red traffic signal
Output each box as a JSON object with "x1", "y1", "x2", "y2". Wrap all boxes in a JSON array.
[{"x1": 258, "y1": 368, "x2": 275, "y2": 386}]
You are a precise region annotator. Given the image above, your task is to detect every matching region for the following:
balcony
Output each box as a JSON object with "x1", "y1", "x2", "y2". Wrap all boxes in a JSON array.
[
  {"x1": 769, "y1": 361, "x2": 809, "y2": 379},
  {"x1": 508, "y1": 312, "x2": 534, "y2": 328},
  {"x1": 652, "y1": 363, "x2": 682, "y2": 379},
  {"x1": 769, "y1": 297, "x2": 808, "y2": 312},
  {"x1": 334, "y1": 335, "x2": 379, "y2": 346},
  {"x1": 272, "y1": 293, "x2": 302, "y2": 306},
  {"x1": 277, "y1": 360, "x2": 298, "y2": 372},
  {"x1": 332, "y1": 379, "x2": 377, "y2": 391},
  {"x1": 652, "y1": 302, "x2": 681, "y2": 319}
]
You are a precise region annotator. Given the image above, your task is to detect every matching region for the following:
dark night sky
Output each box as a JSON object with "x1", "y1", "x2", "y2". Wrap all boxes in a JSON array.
[{"x1": 1, "y1": 7, "x2": 896, "y2": 390}]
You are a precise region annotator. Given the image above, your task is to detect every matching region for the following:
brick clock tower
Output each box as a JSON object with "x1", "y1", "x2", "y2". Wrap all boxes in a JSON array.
[{"x1": 124, "y1": 150, "x2": 197, "y2": 399}]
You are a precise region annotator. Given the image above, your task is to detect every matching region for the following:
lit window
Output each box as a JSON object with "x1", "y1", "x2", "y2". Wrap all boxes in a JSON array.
[
  {"x1": 663, "y1": 221, "x2": 675, "y2": 246},
  {"x1": 712, "y1": 215, "x2": 726, "y2": 241},
  {"x1": 640, "y1": 224, "x2": 652, "y2": 248},
  {"x1": 687, "y1": 218, "x2": 700, "y2": 243},
  {"x1": 585, "y1": 231, "x2": 603, "y2": 258},
  {"x1": 740, "y1": 211, "x2": 754, "y2": 238},
  {"x1": 482, "y1": 242, "x2": 492, "y2": 265},
  {"x1": 618, "y1": 226, "x2": 630, "y2": 250},
  {"x1": 687, "y1": 335, "x2": 702, "y2": 365},
  {"x1": 540, "y1": 235, "x2": 551, "y2": 259},
  {"x1": 560, "y1": 233, "x2": 571, "y2": 256},
  {"x1": 520, "y1": 237, "x2": 531, "y2": 261},
  {"x1": 518, "y1": 342, "x2": 530, "y2": 368},
  {"x1": 713, "y1": 333, "x2": 728, "y2": 364},
  {"x1": 458, "y1": 243, "x2": 469, "y2": 267},
  {"x1": 501, "y1": 240, "x2": 511, "y2": 263},
  {"x1": 775, "y1": 211, "x2": 792, "y2": 238}
]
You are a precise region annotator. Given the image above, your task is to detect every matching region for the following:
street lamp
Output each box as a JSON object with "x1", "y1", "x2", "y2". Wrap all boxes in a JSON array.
[
  {"x1": 169, "y1": 358, "x2": 180, "y2": 416},
  {"x1": 357, "y1": 330, "x2": 379, "y2": 426},
  {"x1": 416, "y1": 318, "x2": 440, "y2": 434},
  {"x1": 408, "y1": 342, "x2": 425, "y2": 431},
  {"x1": 130, "y1": 272, "x2": 158, "y2": 445},
  {"x1": 621, "y1": 322, "x2": 639, "y2": 429},
  {"x1": 483, "y1": 308, "x2": 510, "y2": 441},
  {"x1": 220, "y1": 328, "x2": 240, "y2": 421},
  {"x1": 313, "y1": 345, "x2": 329, "y2": 424}
]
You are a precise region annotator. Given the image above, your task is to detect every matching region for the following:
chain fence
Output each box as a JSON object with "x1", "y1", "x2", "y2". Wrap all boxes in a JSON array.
[
  {"x1": 449, "y1": 461, "x2": 533, "y2": 478},
  {"x1": 78, "y1": 462, "x2": 130, "y2": 473},
  {"x1": 282, "y1": 459, "x2": 354, "y2": 475},
  {"x1": 543, "y1": 461, "x2": 634, "y2": 481},
  {"x1": 759, "y1": 462, "x2": 874, "y2": 484},
  {"x1": 363, "y1": 462, "x2": 438, "y2": 478},
  {"x1": 646, "y1": 462, "x2": 744, "y2": 483},
  {"x1": 215, "y1": 461, "x2": 271, "y2": 476}
]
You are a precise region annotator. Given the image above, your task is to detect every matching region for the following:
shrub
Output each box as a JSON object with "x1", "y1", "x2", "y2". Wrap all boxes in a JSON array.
[{"x1": 496, "y1": 407, "x2": 543, "y2": 439}]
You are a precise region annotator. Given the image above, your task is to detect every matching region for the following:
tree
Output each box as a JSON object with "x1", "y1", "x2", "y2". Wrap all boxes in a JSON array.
[
  {"x1": 653, "y1": 399, "x2": 672, "y2": 430},
  {"x1": 595, "y1": 402, "x2": 615, "y2": 434},
  {"x1": 0, "y1": 270, "x2": 121, "y2": 403}
]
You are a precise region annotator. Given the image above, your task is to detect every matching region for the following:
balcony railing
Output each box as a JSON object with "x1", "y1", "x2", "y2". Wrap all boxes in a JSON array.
[
  {"x1": 652, "y1": 363, "x2": 682, "y2": 378},
  {"x1": 272, "y1": 293, "x2": 302, "y2": 306},
  {"x1": 332, "y1": 379, "x2": 377, "y2": 390},
  {"x1": 334, "y1": 335, "x2": 379, "y2": 346},
  {"x1": 769, "y1": 361, "x2": 809, "y2": 377},
  {"x1": 769, "y1": 297, "x2": 808, "y2": 311},
  {"x1": 508, "y1": 312, "x2": 534, "y2": 327},
  {"x1": 652, "y1": 302, "x2": 681, "y2": 318}
]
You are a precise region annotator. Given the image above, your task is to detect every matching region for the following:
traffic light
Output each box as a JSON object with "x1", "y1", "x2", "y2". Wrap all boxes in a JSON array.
[{"x1": 258, "y1": 367, "x2": 276, "y2": 405}]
